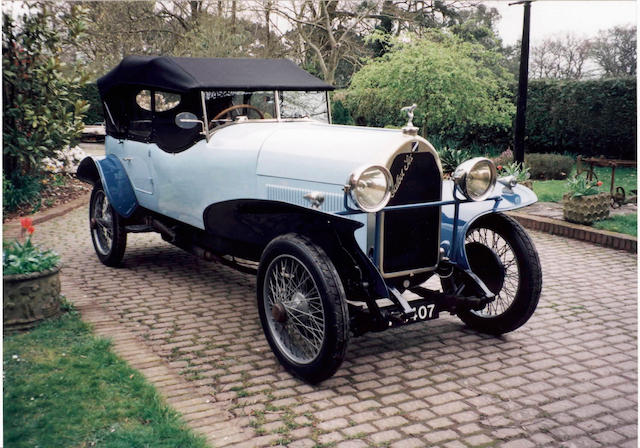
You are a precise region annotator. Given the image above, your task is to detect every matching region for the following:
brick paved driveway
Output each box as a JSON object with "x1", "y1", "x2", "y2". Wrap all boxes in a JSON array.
[{"x1": 37, "y1": 206, "x2": 636, "y2": 447}]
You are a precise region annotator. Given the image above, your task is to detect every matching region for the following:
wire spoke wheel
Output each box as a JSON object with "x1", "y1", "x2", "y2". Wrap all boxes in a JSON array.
[
  {"x1": 443, "y1": 213, "x2": 542, "y2": 335},
  {"x1": 89, "y1": 185, "x2": 127, "y2": 266},
  {"x1": 264, "y1": 255, "x2": 326, "y2": 364},
  {"x1": 257, "y1": 234, "x2": 349, "y2": 383},
  {"x1": 91, "y1": 190, "x2": 114, "y2": 256},
  {"x1": 465, "y1": 227, "x2": 520, "y2": 317}
]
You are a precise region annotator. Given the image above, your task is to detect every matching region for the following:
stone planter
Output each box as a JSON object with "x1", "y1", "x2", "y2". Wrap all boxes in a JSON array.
[
  {"x1": 562, "y1": 192, "x2": 610, "y2": 225},
  {"x1": 3, "y1": 266, "x2": 61, "y2": 332}
]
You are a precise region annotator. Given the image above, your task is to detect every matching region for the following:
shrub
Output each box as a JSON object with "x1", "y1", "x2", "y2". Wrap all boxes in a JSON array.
[
  {"x1": 2, "y1": 8, "x2": 88, "y2": 206},
  {"x1": 3, "y1": 173, "x2": 42, "y2": 213},
  {"x1": 493, "y1": 149, "x2": 514, "y2": 168},
  {"x1": 345, "y1": 31, "x2": 515, "y2": 148},
  {"x1": 524, "y1": 153, "x2": 574, "y2": 180},
  {"x1": 525, "y1": 78, "x2": 636, "y2": 159},
  {"x1": 438, "y1": 147, "x2": 471, "y2": 174},
  {"x1": 79, "y1": 83, "x2": 103, "y2": 125}
]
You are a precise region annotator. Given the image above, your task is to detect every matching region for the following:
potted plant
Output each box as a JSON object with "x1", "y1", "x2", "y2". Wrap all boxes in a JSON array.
[
  {"x1": 498, "y1": 162, "x2": 532, "y2": 189},
  {"x1": 3, "y1": 218, "x2": 61, "y2": 332},
  {"x1": 562, "y1": 175, "x2": 609, "y2": 225}
]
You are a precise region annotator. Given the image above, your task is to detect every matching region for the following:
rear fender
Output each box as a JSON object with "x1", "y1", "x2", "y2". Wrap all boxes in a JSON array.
[
  {"x1": 441, "y1": 182, "x2": 537, "y2": 270},
  {"x1": 77, "y1": 155, "x2": 138, "y2": 218}
]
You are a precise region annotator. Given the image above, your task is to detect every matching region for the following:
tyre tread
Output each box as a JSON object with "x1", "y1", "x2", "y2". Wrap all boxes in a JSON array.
[
  {"x1": 257, "y1": 233, "x2": 349, "y2": 383},
  {"x1": 458, "y1": 212, "x2": 542, "y2": 335},
  {"x1": 90, "y1": 185, "x2": 127, "y2": 267}
]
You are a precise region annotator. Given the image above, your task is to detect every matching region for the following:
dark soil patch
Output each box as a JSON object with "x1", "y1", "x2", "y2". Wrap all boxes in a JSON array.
[{"x1": 3, "y1": 175, "x2": 90, "y2": 223}]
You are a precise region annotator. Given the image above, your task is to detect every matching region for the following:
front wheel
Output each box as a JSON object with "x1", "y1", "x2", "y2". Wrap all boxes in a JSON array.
[
  {"x1": 443, "y1": 213, "x2": 542, "y2": 335},
  {"x1": 89, "y1": 185, "x2": 127, "y2": 267},
  {"x1": 257, "y1": 234, "x2": 349, "y2": 384}
]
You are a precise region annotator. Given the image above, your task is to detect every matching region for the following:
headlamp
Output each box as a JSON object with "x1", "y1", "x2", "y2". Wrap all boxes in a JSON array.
[
  {"x1": 453, "y1": 157, "x2": 497, "y2": 201},
  {"x1": 347, "y1": 165, "x2": 393, "y2": 212}
]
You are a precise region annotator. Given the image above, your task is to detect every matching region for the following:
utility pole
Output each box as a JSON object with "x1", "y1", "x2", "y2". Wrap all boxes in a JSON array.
[{"x1": 511, "y1": 0, "x2": 533, "y2": 165}]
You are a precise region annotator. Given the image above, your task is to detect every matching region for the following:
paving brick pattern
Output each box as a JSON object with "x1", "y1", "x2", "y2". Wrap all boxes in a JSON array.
[{"x1": 34, "y1": 206, "x2": 637, "y2": 447}]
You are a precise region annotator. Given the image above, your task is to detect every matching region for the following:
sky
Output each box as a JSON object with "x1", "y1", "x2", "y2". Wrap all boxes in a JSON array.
[{"x1": 483, "y1": 0, "x2": 637, "y2": 46}]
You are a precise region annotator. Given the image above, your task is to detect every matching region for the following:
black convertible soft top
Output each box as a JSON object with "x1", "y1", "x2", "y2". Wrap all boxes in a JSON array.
[{"x1": 97, "y1": 56, "x2": 333, "y2": 96}]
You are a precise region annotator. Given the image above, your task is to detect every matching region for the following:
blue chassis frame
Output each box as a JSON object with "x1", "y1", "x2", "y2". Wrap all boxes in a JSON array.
[{"x1": 338, "y1": 182, "x2": 537, "y2": 278}]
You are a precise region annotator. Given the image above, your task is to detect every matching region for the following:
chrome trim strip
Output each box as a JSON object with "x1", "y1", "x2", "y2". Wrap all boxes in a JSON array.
[
  {"x1": 336, "y1": 196, "x2": 502, "y2": 216},
  {"x1": 200, "y1": 91, "x2": 209, "y2": 142},
  {"x1": 274, "y1": 90, "x2": 281, "y2": 120},
  {"x1": 103, "y1": 101, "x2": 116, "y2": 127}
]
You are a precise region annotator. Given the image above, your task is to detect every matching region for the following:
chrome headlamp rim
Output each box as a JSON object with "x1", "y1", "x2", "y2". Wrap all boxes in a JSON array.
[
  {"x1": 452, "y1": 157, "x2": 497, "y2": 202},
  {"x1": 347, "y1": 164, "x2": 394, "y2": 213}
]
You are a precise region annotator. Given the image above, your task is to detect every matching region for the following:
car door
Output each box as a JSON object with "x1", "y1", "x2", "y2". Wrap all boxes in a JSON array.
[{"x1": 121, "y1": 89, "x2": 155, "y2": 204}]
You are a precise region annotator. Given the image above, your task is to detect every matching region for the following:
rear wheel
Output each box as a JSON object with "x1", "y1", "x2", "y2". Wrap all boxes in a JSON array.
[
  {"x1": 257, "y1": 234, "x2": 349, "y2": 384},
  {"x1": 443, "y1": 213, "x2": 542, "y2": 335},
  {"x1": 89, "y1": 185, "x2": 127, "y2": 266}
]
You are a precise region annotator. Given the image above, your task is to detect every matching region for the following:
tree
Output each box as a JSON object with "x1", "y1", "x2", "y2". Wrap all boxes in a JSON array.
[
  {"x1": 344, "y1": 31, "x2": 515, "y2": 146},
  {"x1": 77, "y1": 2, "x2": 180, "y2": 76},
  {"x1": 171, "y1": 13, "x2": 285, "y2": 59},
  {"x1": 3, "y1": 5, "x2": 88, "y2": 198},
  {"x1": 530, "y1": 34, "x2": 592, "y2": 79},
  {"x1": 591, "y1": 25, "x2": 636, "y2": 77},
  {"x1": 265, "y1": 1, "x2": 380, "y2": 86},
  {"x1": 449, "y1": 4, "x2": 502, "y2": 51}
]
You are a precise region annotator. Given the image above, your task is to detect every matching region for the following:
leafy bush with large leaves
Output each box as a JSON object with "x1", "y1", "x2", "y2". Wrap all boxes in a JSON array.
[
  {"x1": 344, "y1": 32, "x2": 515, "y2": 148},
  {"x1": 2, "y1": 7, "x2": 88, "y2": 200}
]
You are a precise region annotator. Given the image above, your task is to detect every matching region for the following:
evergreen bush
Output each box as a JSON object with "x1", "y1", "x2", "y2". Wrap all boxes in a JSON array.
[
  {"x1": 524, "y1": 153, "x2": 574, "y2": 180},
  {"x1": 2, "y1": 8, "x2": 88, "y2": 209},
  {"x1": 525, "y1": 78, "x2": 636, "y2": 159}
]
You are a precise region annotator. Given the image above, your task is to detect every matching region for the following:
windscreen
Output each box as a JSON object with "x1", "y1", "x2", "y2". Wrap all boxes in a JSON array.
[
  {"x1": 279, "y1": 91, "x2": 329, "y2": 123},
  {"x1": 203, "y1": 90, "x2": 276, "y2": 124}
]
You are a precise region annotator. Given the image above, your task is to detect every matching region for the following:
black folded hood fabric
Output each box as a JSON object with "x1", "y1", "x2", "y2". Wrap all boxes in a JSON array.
[{"x1": 97, "y1": 56, "x2": 333, "y2": 96}]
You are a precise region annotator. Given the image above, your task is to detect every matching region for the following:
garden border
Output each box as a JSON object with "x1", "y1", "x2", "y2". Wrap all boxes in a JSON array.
[
  {"x1": 3, "y1": 192, "x2": 91, "y2": 239},
  {"x1": 508, "y1": 211, "x2": 637, "y2": 253}
]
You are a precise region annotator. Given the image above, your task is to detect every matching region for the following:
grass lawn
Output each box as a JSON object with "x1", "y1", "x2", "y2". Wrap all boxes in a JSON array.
[
  {"x1": 594, "y1": 214, "x2": 638, "y2": 237},
  {"x1": 533, "y1": 165, "x2": 637, "y2": 203},
  {"x1": 531, "y1": 165, "x2": 637, "y2": 237},
  {"x1": 4, "y1": 311, "x2": 208, "y2": 448}
]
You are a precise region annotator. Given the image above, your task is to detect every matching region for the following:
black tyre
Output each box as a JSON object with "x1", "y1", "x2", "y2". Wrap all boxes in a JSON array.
[
  {"x1": 89, "y1": 185, "x2": 127, "y2": 267},
  {"x1": 443, "y1": 213, "x2": 542, "y2": 335},
  {"x1": 257, "y1": 234, "x2": 349, "y2": 384}
]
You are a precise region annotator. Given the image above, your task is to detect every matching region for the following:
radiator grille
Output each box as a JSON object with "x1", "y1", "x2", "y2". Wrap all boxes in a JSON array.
[{"x1": 381, "y1": 151, "x2": 442, "y2": 275}]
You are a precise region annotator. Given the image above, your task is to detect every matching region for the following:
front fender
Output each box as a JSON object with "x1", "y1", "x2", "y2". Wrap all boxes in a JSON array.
[
  {"x1": 77, "y1": 155, "x2": 138, "y2": 218},
  {"x1": 440, "y1": 180, "x2": 537, "y2": 270}
]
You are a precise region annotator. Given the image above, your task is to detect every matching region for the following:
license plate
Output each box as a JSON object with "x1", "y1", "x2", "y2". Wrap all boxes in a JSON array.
[{"x1": 388, "y1": 299, "x2": 439, "y2": 327}]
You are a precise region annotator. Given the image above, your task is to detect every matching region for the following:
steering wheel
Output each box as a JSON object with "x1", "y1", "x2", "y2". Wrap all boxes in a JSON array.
[{"x1": 210, "y1": 104, "x2": 264, "y2": 127}]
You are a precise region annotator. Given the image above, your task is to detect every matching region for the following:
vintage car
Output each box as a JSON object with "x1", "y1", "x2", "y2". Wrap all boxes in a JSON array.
[{"x1": 78, "y1": 56, "x2": 542, "y2": 383}]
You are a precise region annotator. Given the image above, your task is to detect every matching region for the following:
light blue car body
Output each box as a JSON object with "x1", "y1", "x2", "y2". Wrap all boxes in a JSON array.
[{"x1": 86, "y1": 121, "x2": 537, "y2": 275}]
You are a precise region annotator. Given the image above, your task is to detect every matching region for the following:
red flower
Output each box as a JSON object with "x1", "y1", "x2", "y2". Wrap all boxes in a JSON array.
[
  {"x1": 497, "y1": 165, "x2": 503, "y2": 171},
  {"x1": 27, "y1": 226, "x2": 35, "y2": 235},
  {"x1": 596, "y1": 181, "x2": 603, "y2": 187},
  {"x1": 20, "y1": 217, "x2": 33, "y2": 229}
]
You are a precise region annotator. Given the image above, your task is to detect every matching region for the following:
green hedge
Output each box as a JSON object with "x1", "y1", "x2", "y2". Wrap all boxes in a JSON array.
[
  {"x1": 80, "y1": 83, "x2": 103, "y2": 125},
  {"x1": 525, "y1": 78, "x2": 636, "y2": 160}
]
